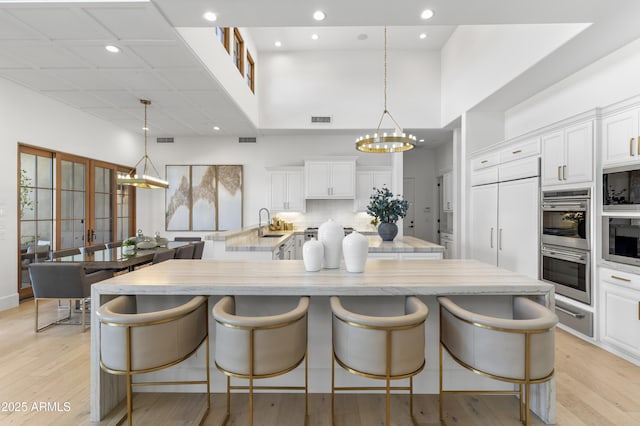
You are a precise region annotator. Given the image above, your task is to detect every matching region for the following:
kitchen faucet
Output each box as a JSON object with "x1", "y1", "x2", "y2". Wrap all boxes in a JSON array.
[{"x1": 258, "y1": 207, "x2": 270, "y2": 237}]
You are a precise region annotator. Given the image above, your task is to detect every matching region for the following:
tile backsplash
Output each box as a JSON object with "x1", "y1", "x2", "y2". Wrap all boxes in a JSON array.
[{"x1": 274, "y1": 199, "x2": 377, "y2": 232}]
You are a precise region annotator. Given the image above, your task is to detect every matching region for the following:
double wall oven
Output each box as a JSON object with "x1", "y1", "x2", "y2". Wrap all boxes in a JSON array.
[{"x1": 540, "y1": 189, "x2": 591, "y2": 305}]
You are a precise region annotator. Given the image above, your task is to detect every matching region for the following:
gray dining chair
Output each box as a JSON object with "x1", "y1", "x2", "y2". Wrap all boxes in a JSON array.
[
  {"x1": 80, "y1": 244, "x2": 106, "y2": 255},
  {"x1": 174, "y1": 244, "x2": 195, "y2": 259},
  {"x1": 152, "y1": 248, "x2": 175, "y2": 264},
  {"x1": 51, "y1": 247, "x2": 80, "y2": 259},
  {"x1": 192, "y1": 241, "x2": 205, "y2": 259},
  {"x1": 28, "y1": 263, "x2": 113, "y2": 332},
  {"x1": 174, "y1": 236, "x2": 202, "y2": 242}
]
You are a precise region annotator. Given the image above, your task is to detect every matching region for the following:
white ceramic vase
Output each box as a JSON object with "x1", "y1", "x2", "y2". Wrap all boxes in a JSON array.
[
  {"x1": 318, "y1": 219, "x2": 344, "y2": 269},
  {"x1": 342, "y1": 231, "x2": 369, "y2": 273},
  {"x1": 302, "y1": 238, "x2": 324, "y2": 272}
]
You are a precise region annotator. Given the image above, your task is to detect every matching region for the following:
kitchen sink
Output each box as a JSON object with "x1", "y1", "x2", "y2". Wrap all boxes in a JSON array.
[{"x1": 261, "y1": 234, "x2": 284, "y2": 238}]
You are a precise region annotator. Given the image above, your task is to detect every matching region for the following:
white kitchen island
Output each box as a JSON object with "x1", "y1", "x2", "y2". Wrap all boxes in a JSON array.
[{"x1": 90, "y1": 259, "x2": 555, "y2": 423}]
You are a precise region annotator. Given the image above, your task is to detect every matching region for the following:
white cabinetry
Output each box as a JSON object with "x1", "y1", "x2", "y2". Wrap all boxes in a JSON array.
[
  {"x1": 442, "y1": 171, "x2": 454, "y2": 212},
  {"x1": 355, "y1": 168, "x2": 391, "y2": 211},
  {"x1": 305, "y1": 160, "x2": 356, "y2": 199},
  {"x1": 441, "y1": 233, "x2": 455, "y2": 259},
  {"x1": 541, "y1": 121, "x2": 593, "y2": 187},
  {"x1": 268, "y1": 167, "x2": 305, "y2": 212},
  {"x1": 602, "y1": 108, "x2": 640, "y2": 167},
  {"x1": 294, "y1": 234, "x2": 304, "y2": 260},
  {"x1": 599, "y1": 268, "x2": 640, "y2": 361},
  {"x1": 469, "y1": 158, "x2": 539, "y2": 279}
]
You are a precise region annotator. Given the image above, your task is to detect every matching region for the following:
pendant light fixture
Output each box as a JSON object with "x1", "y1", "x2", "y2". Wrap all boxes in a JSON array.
[
  {"x1": 356, "y1": 26, "x2": 416, "y2": 153},
  {"x1": 117, "y1": 99, "x2": 169, "y2": 189}
]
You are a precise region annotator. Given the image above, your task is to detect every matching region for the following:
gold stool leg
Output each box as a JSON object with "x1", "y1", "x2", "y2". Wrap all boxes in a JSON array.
[
  {"x1": 525, "y1": 383, "x2": 531, "y2": 426},
  {"x1": 439, "y1": 343, "x2": 444, "y2": 420},
  {"x1": 331, "y1": 351, "x2": 335, "y2": 425},
  {"x1": 126, "y1": 374, "x2": 133, "y2": 426},
  {"x1": 385, "y1": 376, "x2": 391, "y2": 426}
]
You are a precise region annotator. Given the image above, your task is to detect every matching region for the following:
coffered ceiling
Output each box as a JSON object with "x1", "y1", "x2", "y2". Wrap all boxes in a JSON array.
[{"x1": 1, "y1": 0, "x2": 640, "y2": 143}]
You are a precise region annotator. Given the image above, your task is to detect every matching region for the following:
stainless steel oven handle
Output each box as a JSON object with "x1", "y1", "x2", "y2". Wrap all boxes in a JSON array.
[
  {"x1": 555, "y1": 305, "x2": 585, "y2": 319},
  {"x1": 542, "y1": 202, "x2": 587, "y2": 210},
  {"x1": 542, "y1": 248, "x2": 587, "y2": 263}
]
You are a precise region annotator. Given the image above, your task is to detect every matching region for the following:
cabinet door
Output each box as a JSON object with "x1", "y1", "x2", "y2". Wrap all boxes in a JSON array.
[
  {"x1": 602, "y1": 109, "x2": 639, "y2": 167},
  {"x1": 469, "y1": 184, "x2": 498, "y2": 266},
  {"x1": 564, "y1": 121, "x2": 593, "y2": 184},
  {"x1": 601, "y1": 280, "x2": 640, "y2": 357},
  {"x1": 356, "y1": 172, "x2": 373, "y2": 211},
  {"x1": 305, "y1": 162, "x2": 330, "y2": 197},
  {"x1": 443, "y1": 171, "x2": 454, "y2": 212},
  {"x1": 330, "y1": 162, "x2": 355, "y2": 197},
  {"x1": 541, "y1": 130, "x2": 564, "y2": 186},
  {"x1": 498, "y1": 177, "x2": 539, "y2": 279},
  {"x1": 269, "y1": 171, "x2": 287, "y2": 211},
  {"x1": 286, "y1": 171, "x2": 304, "y2": 211}
]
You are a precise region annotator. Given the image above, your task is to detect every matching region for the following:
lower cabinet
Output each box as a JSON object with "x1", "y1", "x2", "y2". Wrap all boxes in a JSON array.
[
  {"x1": 294, "y1": 234, "x2": 304, "y2": 260},
  {"x1": 599, "y1": 268, "x2": 640, "y2": 360}
]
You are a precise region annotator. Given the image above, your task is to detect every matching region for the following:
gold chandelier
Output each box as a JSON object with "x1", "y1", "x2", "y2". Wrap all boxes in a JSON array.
[
  {"x1": 356, "y1": 26, "x2": 416, "y2": 153},
  {"x1": 117, "y1": 99, "x2": 169, "y2": 189}
]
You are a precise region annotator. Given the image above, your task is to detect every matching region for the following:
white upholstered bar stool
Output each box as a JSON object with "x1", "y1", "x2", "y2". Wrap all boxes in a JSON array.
[
  {"x1": 438, "y1": 296, "x2": 558, "y2": 426},
  {"x1": 330, "y1": 296, "x2": 428, "y2": 426},
  {"x1": 212, "y1": 296, "x2": 310, "y2": 426},
  {"x1": 96, "y1": 295, "x2": 210, "y2": 426}
]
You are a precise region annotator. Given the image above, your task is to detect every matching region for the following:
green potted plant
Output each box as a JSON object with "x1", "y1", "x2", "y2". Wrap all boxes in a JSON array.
[
  {"x1": 122, "y1": 238, "x2": 137, "y2": 255},
  {"x1": 366, "y1": 186, "x2": 409, "y2": 241}
]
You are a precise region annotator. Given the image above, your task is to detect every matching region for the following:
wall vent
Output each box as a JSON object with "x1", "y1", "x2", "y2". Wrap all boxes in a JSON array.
[
  {"x1": 311, "y1": 116, "x2": 332, "y2": 124},
  {"x1": 238, "y1": 137, "x2": 257, "y2": 143},
  {"x1": 156, "y1": 137, "x2": 174, "y2": 143}
]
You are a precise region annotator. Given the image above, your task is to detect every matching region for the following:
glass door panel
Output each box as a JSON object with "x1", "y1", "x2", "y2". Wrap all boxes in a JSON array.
[
  {"x1": 19, "y1": 148, "x2": 53, "y2": 299},
  {"x1": 92, "y1": 164, "x2": 113, "y2": 244},
  {"x1": 58, "y1": 155, "x2": 89, "y2": 249}
]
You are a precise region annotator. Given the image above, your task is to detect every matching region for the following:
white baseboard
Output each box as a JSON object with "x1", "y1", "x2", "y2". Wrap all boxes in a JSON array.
[{"x1": 0, "y1": 292, "x2": 19, "y2": 311}]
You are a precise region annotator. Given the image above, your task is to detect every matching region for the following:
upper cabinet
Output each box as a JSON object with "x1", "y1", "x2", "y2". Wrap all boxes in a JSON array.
[
  {"x1": 602, "y1": 108, "x2": 640, "y2": 168},
  {"x1": 541, "y1": 120, "x2": 593, "y2": 187},
  {"x1": 355, "y1": 167, "x2": 392, "y2": 212},
  {"x1": 268, "y1": 167, "x2": 305, "y2": 212},
  {"x1": 305, "y1": 160, "x2": 356, "y2": 199}
]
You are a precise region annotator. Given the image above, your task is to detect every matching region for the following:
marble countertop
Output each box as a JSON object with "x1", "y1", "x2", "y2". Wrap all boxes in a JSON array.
[
  {"x1": 93, "y1": 259, "x2": 553, "y2": 297},
  {"x1": 368, "y1": 235, "x2": 444, "y2": 253}
]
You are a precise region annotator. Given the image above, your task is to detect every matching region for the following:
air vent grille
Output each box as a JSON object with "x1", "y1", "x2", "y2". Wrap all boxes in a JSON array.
[
  {"x1": 156, "y1": 137, "x2": 174, "y2": 143},
  {"x1": 238, "y1": 137, "x2": 257, "y2": 143},
  {"x1": 311, "y1": 116, "x2": 332, "y2": 124}
]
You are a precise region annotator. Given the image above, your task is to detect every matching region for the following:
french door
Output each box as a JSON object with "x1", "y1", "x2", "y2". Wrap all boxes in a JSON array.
[{"x1": 18, "y1": 145, "x2": 135, "y2": 299}]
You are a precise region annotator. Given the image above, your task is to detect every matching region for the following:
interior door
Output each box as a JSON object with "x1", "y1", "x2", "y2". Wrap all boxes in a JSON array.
[
  {"x1": 469, "y1": 183, "x2": 498, "y2": 266},
  {"x1": 403, "y1": 177, "x2": 415, "y2": 237}
]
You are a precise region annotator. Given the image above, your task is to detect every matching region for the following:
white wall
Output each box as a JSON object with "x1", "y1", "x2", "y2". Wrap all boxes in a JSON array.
[
  {"x1": 258, "y1": 49, "x2": 441, "y2": 129},
  {"x1": 403, "y1": 148, "x2": 437, "y2": 241},
  {"x1": 178, "y1": 27, "x2": 259, "y2": 126},
  {"x1": 135, "y1": 134, "x2": 393, "y2": 237},
  {"x1": 441, "y1": 24, "x2": 589, "y2": 127},
  {"x1": 0, "y1": 77, "x2": 139, "y2": 310},
  {"x1": 505, "y1": 37, "x2": 640, "y2": 138}
]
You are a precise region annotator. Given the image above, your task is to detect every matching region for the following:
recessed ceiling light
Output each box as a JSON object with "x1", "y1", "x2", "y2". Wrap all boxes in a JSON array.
[
  {"x1": 419, "y1": 33, "x2": 427, "y2": 39},
  {"x1": 311, "y1": 34, "x2": 319, "y2": 40},
  {"x1": 419, "y1": 139, "x2": 425, "y2": 142},
  {"x1": 203, "y1": 11, "x2": 217, "y2": 22},
  {"x1": 313, "y1": 10, "x2": 326, "y2": 21},
  {"x1": 105, "y1": 45, "x2": 120, "y2": 53},
  {"x1": 274, "y1": 41, "x2": 282, "y2": 47},
  {"x1": 357, "y1": 33, "x2": 368, "y2": 41},
  {"x1": 213, "y1": 126, "x2": 220, "y2": 131},
  {"x1": 421, "y1": 9, "x2": 435, "y2": 20}
]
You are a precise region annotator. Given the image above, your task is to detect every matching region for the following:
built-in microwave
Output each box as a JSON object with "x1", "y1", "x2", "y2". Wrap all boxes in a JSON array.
[
  {"x1": 603, "y1": 165, "x2": 640, "y2": 211},
  {"x1": 603, "y1": 216, "x2": 640, "y2": 267}
]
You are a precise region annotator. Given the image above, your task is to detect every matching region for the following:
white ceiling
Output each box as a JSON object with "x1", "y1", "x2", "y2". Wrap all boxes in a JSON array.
[{"x1": 1, "y1": 0, "x2": 640, "y2": 143}]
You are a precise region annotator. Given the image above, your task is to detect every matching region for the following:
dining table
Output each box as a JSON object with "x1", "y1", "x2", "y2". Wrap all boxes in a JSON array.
[{"x1": 51, "y1": 241, "x2": 188, "y2": 272}]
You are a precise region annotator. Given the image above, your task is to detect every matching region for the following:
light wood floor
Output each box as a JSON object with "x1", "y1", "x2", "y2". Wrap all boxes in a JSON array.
[{"x1": 1, "y1": 299, "x2": 639, "y2": 425}]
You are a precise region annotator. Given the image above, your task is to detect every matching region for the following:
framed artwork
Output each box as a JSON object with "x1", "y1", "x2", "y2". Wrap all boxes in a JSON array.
[{"x1": 165, "y1": 165, "x2": 243, "y2": 231}]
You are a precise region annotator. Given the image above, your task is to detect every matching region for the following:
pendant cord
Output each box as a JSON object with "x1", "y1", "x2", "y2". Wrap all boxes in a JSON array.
[{"x1": 384, "y1": 25, "x2": 387, "y2": 112}]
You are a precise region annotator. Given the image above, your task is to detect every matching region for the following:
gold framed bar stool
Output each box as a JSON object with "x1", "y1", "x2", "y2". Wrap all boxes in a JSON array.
[
  {"x1": 330, "y1": 296, "x2": 428, "y2": 426},
  {"x1": 96, "y1": 295, "x2": 210, "y2": 426},
  {"x1": 212, "y1": 296, "x2": 310, "y2": 426},
  {"x1": 438, "y1": 296, "x2": 558, "y2": 426}
]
